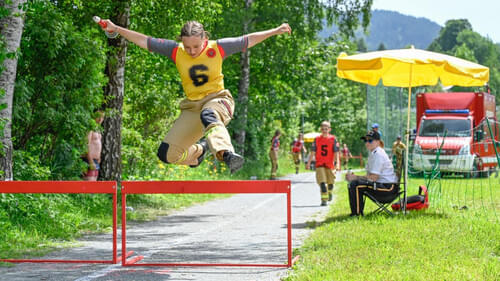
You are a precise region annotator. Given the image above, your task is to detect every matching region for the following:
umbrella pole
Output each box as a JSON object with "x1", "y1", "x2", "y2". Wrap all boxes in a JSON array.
[
  {"x1": 403, "y1": 66, "x2": 414, "y2": 215},
  {"x1": 403, "y1": 87, "x2": 411, "y2": 214}
]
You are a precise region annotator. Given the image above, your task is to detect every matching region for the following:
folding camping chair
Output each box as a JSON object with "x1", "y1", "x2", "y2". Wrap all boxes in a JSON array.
[{"x1": 362, "y1": 152, "x2": 406, "y2": 215}]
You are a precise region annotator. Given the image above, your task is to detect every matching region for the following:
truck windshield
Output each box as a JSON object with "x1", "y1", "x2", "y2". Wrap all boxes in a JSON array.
[{"x1": 419, "y1": 119, "x2": 471, "y2": 137}]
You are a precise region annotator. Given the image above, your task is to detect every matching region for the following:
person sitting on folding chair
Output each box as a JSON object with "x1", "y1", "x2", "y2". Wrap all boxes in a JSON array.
[{"x1": 345, "y1": 130, "x2": 399, "y2": 216}]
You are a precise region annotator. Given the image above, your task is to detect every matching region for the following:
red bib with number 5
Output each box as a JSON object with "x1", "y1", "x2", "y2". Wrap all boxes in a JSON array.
[
  {"x1": 174, "y1": 40, "x2": 224, "y2": 101},
  {"x1": 315, "y1": 135, "x2": 336, "y2": 169}
]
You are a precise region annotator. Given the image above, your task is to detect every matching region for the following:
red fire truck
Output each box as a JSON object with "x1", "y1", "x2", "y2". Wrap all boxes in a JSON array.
[{"x1": 412, "y1": 92, "x2": 498, "y2": 176}]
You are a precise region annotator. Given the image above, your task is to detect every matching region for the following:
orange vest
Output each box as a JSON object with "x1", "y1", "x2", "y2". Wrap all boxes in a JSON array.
[
  {"x1": 292, "y1": 140, "x2": 303, "y2": 153},
  {"x1": 314, "y1": 135, "x2": 336, "y2": 169}
]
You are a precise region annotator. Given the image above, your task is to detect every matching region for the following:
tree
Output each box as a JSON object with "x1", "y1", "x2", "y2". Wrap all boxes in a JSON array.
[
  {"x1": 377, "y1": 42, "x2": 386, "y2": 50},
  {"x1": 428, "y1": 21, "x2": 500, "y2": 96},
  {"x1": 0, "y1": 0, "x2": 27, "y2": 180},
  {"x1": 99, "y1": 1, "x2": 130, "y2": 182},
  {"x1": 234, "y1": 0, "x2": 252, "y2": 156},
  {"x1": 356, "y1": 37, "x2": 367, "y2": 52},
  {"x1": 428, "y1": 19, "x2": 472, "y2": 52}
]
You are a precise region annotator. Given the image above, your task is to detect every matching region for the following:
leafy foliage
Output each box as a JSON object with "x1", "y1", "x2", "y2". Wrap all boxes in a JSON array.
[
  {"x1": 0, "y1": 192, "x2": 112, "y2": 259},
  {"x1": 428, "y1": 19, "x2": 472, "y2": 52},
  {"x1": 12, "y1": 1, "x2": 106, "y2": 179},
  {"x1": 428, "y1": 19, "x2": 500, "y2": 96}
]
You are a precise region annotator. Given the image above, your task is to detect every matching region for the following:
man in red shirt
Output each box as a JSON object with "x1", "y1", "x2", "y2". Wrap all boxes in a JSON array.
[
  {"x1": 307, "y1": 121, "x2": 340, "y2": 206},
  {"x1": 291, "y1": 133, "x2": 307, "y2": 174}
]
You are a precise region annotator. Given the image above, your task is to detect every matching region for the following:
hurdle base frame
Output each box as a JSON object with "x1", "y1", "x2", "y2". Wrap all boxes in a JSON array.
[{"x1": 121, "y1": 180, "x2": 297, "y2": 268}]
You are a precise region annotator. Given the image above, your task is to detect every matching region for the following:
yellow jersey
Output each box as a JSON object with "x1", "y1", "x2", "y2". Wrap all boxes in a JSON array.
[
  {"x1": 148, "y1": 36, "x2": 248, "y2": 101},
  {"x1": 174, "y1": 40, "x2": 224, "y2": 100}
]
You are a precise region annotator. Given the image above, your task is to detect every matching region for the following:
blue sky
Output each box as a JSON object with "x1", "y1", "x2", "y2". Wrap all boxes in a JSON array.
[{"x1": 372, "y1": 0, "x2": 500, "y2": 43}]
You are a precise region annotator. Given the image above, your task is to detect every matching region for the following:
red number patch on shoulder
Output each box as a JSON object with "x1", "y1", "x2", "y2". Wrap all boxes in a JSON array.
[{"x1": 207, "y1": 48, "x2": 216, "y2": 58}]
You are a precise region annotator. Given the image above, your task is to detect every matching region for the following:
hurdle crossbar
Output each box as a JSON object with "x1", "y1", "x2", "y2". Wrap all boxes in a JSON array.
[
  {"x1": 0, "y1": 181, "x2": 119, "y2": 264},
  {"x1": 121, "y1": 180, "x2": 293, "y2": 267}
]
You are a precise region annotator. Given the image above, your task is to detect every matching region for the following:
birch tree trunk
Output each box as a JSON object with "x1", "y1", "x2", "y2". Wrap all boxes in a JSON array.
[
  {"x1": 99, "y1": 2, "x2": 130, "y2": 183},
  {"x1": 0, "y1": 0, "x2": 27, "y2": 180},
  {"x1": 234, "y1": 0, "x2": 252, "y2": 156}
]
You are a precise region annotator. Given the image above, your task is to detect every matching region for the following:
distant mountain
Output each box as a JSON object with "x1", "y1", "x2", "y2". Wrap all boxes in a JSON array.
[{"x1": 320, "y1": 10, "x2": 442, "y2": 51}]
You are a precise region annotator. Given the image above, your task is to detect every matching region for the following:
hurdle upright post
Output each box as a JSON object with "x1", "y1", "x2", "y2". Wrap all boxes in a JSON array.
[{"x1": 287, "y1": 185, "x2": 292, "y2": 267}]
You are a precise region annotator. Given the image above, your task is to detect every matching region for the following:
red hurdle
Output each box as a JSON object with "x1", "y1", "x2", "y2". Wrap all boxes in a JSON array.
[
  {"x1": 0, "y1": 181, "x2": 120, "y2": 264},
  {"x1": 120, "y1": 180, "x2": 294, "y2": 267}
]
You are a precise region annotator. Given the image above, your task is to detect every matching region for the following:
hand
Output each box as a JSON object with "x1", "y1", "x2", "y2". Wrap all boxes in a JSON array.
[
  {"x1": 345, "y1": 172, "x2": 355, "y2": 182},
  {"x1": 306, "y1": 164, "x2": 310, "y2": 170},
  {"x1": 275, "y1": 23, "x2": 292, "y2": 35},
  {"x1": 101, "y1": 19, "x2": 118, "y2": 33}
]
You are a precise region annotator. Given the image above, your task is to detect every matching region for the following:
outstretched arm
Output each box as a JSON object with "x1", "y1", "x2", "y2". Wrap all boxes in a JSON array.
[
  {"x1": 247, "y1": 23, "x2": 291, "y2": 48},
  {"x1": 99, "y1": 19, "x2": 149, "y2": 50}
]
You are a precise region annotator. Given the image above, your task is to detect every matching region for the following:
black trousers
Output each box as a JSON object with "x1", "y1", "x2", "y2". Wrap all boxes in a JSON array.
[{"x1": 348, "y1": 179, "x2": 399, "y2": 215}]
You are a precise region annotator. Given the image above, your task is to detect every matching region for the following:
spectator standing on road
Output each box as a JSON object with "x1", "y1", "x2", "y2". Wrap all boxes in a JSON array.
[
  {"x1": 269, "y1": 130, "x2": 281, "y2": 180},
  {"x1": 345, "y1": 130, "x2": 398, "y2": 216},
  {"x1": 291, "y1": 133, "x2": 307, "y2": 174},
  {"x1": 97, "y1": 19, "x2": 292, "y2": 173},
  {"x1": 307, "y1": 121, "x2": 340, "y2": 206},
  {"x1": 341, "y1": 143, "x2": 352, "y2": 170},
  {"x1": 82, "y1": 112, "x2": 104, "y2": 181}
]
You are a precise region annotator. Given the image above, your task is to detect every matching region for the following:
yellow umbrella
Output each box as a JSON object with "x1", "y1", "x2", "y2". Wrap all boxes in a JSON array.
[
  {"x1": 337, "y1": 48, "x2": 489, "y2": 87},
  {"x1": 303, "y1": 132, "x2": 321, "y2": 143},
  {"x1": 336, "y1": 46, "x2": 490, "y2": 212}
]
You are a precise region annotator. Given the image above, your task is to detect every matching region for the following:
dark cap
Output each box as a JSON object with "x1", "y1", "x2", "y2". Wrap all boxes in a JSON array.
[
  {"x1": 397, "y1": 135, "x2": 402, "y2": 139},
  {"x1": 361, "y1": 130, "x2": 381, "y2": 141}
]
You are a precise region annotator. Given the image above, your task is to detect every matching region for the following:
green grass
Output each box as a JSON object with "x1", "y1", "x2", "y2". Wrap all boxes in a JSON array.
[
  {"x1": 284, "y1": 176, "x2": 500, "y2": 281},
  {"x1": 0, "y1": 193, "x2": 113, "y2": 260}
]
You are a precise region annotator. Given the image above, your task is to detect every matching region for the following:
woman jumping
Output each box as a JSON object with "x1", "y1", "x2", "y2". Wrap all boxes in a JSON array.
[{"x1": 97, "y1": 19, "x2": 291, "y2": 173}]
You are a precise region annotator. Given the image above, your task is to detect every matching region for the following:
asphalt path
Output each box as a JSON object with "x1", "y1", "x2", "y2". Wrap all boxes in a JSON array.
[{"x1": 0, "y1": 171, "x2": 347, "y2": 281}]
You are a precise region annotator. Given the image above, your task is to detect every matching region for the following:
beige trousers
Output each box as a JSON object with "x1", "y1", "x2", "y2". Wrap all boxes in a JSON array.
[
  {"x1": 269, "y1": 149, "x2": 278, "y2": 178},
  {"x1": 316, "y1": 166, "x2": 336, "y2": 200},
  {"x1": 163, "y1": 90, "x2": 235, "y2": 165},
  {"x1": 292, "y1": 152, "x2": 301, "y2": 168},
  {"x1": 315, "y1": 166, "x2": 336, "y2": 185}
]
